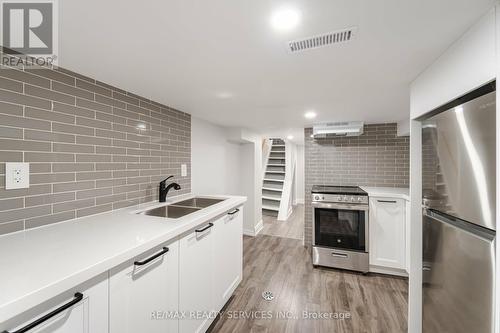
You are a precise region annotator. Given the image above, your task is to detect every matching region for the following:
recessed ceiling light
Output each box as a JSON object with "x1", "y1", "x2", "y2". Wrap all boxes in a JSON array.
[
  {"x1": 304, "y1": 111, "x2": 317, "y2": 119},
  {"x1": 216, "y1": 91, "x2": 233, "y2": 99},
  {"x1": 287, "y1": 135, "x2": 294, "y2": 140},
  {"x1": 271, "y1": 7, "x2": 301, "y2": 32}
]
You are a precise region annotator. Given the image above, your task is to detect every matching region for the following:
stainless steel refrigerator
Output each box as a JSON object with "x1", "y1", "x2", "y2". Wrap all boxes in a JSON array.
[{"x1": 422, "y1": 82, "x2": 496, "y2": 333}]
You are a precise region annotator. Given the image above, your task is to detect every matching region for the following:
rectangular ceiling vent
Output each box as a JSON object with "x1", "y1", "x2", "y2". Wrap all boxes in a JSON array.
[{"x1": 287, "y1": 27, "x2": 357, "y2": 53}]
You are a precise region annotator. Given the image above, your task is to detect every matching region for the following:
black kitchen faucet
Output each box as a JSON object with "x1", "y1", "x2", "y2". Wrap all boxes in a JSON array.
[{"x1": 159, "y1": 176, "x2": 181, "y2": 202}]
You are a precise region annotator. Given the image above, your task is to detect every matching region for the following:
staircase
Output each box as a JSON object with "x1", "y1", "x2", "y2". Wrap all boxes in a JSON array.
[{"x1": 262, "y1": 139, "x2": 286, "y2": 216}]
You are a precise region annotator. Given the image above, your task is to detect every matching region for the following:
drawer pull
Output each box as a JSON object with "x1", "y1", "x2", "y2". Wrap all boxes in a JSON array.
[
  {"x1": 134, "y1": 247, "x2": 169, "y2": 266},
  {"x1": 228, "y1": 208, "x2": 240, "y2": 215},
  {"x1": 3, "y1": 292, "x2": 84, "y2": 333},
  {"x1": 377, "y1": 200, "x2": 397, "y2": 204},
  {"x1": 331, "y1": 252, "x2": 348, "y2": 258},
  {"x1": 195, "y1": 222, "x2": 214, "y2": 233}
]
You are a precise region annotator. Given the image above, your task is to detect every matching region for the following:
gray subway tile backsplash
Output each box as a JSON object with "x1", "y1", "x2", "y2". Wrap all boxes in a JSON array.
[
  {"x1": 0, "y1": 63, "x2": 191, "y2": 235},
  {"x1": 0, "y1": 68, "x2": 51, "y2": 88},
  {"x1": 303, "y1": 124, "x2": 409, "y2": 247}
]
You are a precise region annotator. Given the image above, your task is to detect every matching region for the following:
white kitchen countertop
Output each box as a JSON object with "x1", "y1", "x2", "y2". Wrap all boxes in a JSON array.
[
  {"x1": 0, "y1": 194, "x2": 246, "y2": 323},
  {"x1": 360, "y1": 187, "x2": 410, "y2": 201}
]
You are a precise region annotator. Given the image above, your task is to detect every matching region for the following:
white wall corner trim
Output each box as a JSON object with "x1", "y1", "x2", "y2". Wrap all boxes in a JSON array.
[
  {"x1": 495, "y1": 5, "x2": 500, "y2": 333},
  {"x1": 243, "y1": 219, "x2": 263, "y2": 237},
  {"x1": 408, "y1": 120, "x2": 422, "y2": 333}
]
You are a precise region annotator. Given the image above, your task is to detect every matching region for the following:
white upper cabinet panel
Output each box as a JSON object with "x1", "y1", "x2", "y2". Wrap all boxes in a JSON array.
[{"x1": 410, "y1": 8, "x2": 496, "y2": 119}]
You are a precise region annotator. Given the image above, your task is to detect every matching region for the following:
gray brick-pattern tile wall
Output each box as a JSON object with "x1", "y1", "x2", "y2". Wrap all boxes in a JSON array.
[
  {"x1": 0, "y1": 62, "x2": 191, "y2": 235},
  {"x1": 304, "y1": 123, "x2": 409, "y2": 247}
]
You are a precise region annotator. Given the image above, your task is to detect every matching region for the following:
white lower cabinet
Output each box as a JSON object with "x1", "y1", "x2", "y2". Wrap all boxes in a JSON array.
[
  {"x1": 2, "y1": 204, "x2": 244, "y2": 333},
  {"x1": 178, "y1": 205, "x2": 244, "y2": 333},
  {"x1": 369, "y1": 197, "x2": 407, "y2": 275},
  {"x1": 179, "y1": 221, "x2": 216, "y2": 333},
  {"x1": 212, "y1": 207, "x2": 243, "y2": 310},
  {"x1": 109, "y1": 239, "x2": 179, "y2": 333},
  {"x1": 1, "y1": 274, "x2": 108, "y2": 333}
]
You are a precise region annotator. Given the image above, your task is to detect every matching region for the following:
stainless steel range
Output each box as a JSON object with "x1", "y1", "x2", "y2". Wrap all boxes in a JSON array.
[{"x1": 311, "y1": 185, "x2": 369, "y2": 273}]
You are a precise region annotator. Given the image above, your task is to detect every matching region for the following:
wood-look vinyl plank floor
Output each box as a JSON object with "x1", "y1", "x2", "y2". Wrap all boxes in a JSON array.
[
  {"x1": 261, "y1": 204, "x2": 304, "y2": 240},
  {"x1": 208, "y1": 235, "x2": 408, "y2": 333}
]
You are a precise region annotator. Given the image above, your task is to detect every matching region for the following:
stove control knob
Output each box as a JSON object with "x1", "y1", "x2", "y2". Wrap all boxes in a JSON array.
[
  {"x1": 337, "y1": 196, "x2": 343, "y2": 201},
  {"x1": 351, "y1": 196, "x2": 355, "y2": 202},
  {"x1": 343, "y1": 196, "x2": 348, "y2": 201},
  {"x1": 358, "y1": 197, "x2": 363, "y2": 202},
  {"x1": 314, "y1": 195, "x2": 320, "y2": 201}
]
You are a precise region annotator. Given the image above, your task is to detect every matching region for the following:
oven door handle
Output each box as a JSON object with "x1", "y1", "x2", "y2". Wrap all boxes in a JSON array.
[
  {"x1": 331, "y1": 252, "x2": 349, "y2": 258},
  {"x1": 312, "y1": 202, "x2": 369, "y2": 211}
]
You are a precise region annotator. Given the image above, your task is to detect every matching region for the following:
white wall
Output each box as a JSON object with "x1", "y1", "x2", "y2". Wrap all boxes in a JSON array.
[
  {"x1": 294, "y1": 144, "x2": 305, "y2": 204},
  {"x1": 410, "y1": 8, "x2": 496, "y2": 119},
  {"x1": 192, "y1": 118, "x2": 263, "y2": 235},
  {"x1": 224, "y1": 126, "x2": 264, "y2": 235},
  {"x1": 408, "y1": 7, "x2": 497, "y2": 333},
  {"x1": 239, "y1": 143, "x2": 259, "y2": 235},
  {"x1": 191, "y1": 117, "x2": 241, "y2": 195}
]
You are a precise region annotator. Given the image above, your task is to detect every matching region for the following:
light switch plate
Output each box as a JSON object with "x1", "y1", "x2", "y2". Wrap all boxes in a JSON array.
[
  {"x1": 181, "y1": 164, "x2": 187, "y2": 177},
  {"x1": 5, "y1": 163, "x2": 30, "y2": 189}
]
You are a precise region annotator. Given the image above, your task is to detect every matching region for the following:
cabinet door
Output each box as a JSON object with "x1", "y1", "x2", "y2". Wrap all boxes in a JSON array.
[
  {"x1": 179, "y1": 222, "x2": 215, "y2": 333},
  {"x1": 213, "y1": 207, "x2": 243, "y2": 310},
  {"x1": 109, "y1": 240, "x2": 179, "y2": 333},
  {"x1": 369, "y1": 197, "x2": 406, "y2": 269},
  {"x1": 0, "y1": 274, "x2": 108, "y2": 333}
]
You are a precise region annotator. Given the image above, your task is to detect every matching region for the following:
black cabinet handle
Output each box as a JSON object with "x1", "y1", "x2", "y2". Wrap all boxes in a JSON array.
[
  {"x1": 2, "y1": 292, "x2": 84, "y2": 333},
  {"x1": 377, "y1": 200, "x2": 397, "y2": 204},
  {"x1": 195, "y1": 222, "x2": 214, "y2": 233},
  {"x1": 228, "y1": 208, "x2": 240, "y2": 215},
  {"x1": 134, "y1": 247, "x2": 169, "y2": 266}
]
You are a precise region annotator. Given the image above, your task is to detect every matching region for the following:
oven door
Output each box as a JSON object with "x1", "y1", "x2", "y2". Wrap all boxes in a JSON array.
[{"x1": 312, "y1": 202, "x2": 368, "y2": 252}]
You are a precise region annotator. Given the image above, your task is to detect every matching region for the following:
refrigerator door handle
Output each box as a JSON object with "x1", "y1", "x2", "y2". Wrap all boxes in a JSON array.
[{"x1": 424, "y1": 209, "x2": 496, "y2": 241}]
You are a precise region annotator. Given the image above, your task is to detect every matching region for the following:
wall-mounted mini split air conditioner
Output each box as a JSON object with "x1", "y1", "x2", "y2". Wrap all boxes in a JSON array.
[{"x1": 312, "y1": 122, "x2": 364, "y2": 137}]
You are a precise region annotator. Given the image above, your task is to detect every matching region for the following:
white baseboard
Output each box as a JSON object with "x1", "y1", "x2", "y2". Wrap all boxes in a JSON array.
[
  {"x1": 243, "y1": 219, "x2": 264, "y2": 237},
  {"x1": 369, "y1": 265, "x2": 408, "y2": 277},
  {"x1": 243, "y1": 228, "x2": 254, "y2": 236}
]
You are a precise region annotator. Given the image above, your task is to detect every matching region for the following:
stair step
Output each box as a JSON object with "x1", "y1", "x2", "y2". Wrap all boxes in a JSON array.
[
  {"x1": 262, "y1": 205, "x2": 279, "y2": 212},
  {"x1": 266, "y1": 171, "x2": 285, "y2": 174},
  {"x1": 268, "y1": 163, "x2": 285, "y2": 167},
  {"x1": 272, "y1": 144, "x2": 285, "y2": 147},
  {"x1": 262, "y1": 187, "x2": 282, "y2": 192},
  {"x1": 264, "y1": 178, "x2": 284, "y2": 183},
  {"x1": 262, "y1": 195, "x2": 280, "y2": 201}
]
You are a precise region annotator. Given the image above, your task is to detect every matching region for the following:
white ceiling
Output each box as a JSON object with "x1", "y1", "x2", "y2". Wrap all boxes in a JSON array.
[{"x1": 59, "y1": 0, "x2": 495, "y2": 131}]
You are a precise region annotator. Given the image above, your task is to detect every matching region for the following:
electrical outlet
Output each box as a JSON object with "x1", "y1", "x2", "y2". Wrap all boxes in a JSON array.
[
  {"x1": 5, "y1": 163, "x2": 29, "y2": 189},
  {"x1": 181, "y1": 164, "x2": 187, "y2": 177}
]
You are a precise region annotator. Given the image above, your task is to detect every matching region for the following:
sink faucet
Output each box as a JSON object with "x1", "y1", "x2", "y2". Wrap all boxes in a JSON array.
[{"x1": 159, "y1": 176, "x2": 181, "y2": 202}]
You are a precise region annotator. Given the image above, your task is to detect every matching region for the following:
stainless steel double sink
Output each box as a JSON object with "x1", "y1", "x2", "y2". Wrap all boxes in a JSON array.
[{"x1": 137, "y1": 197, "x2": 226, "y2": 219}]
